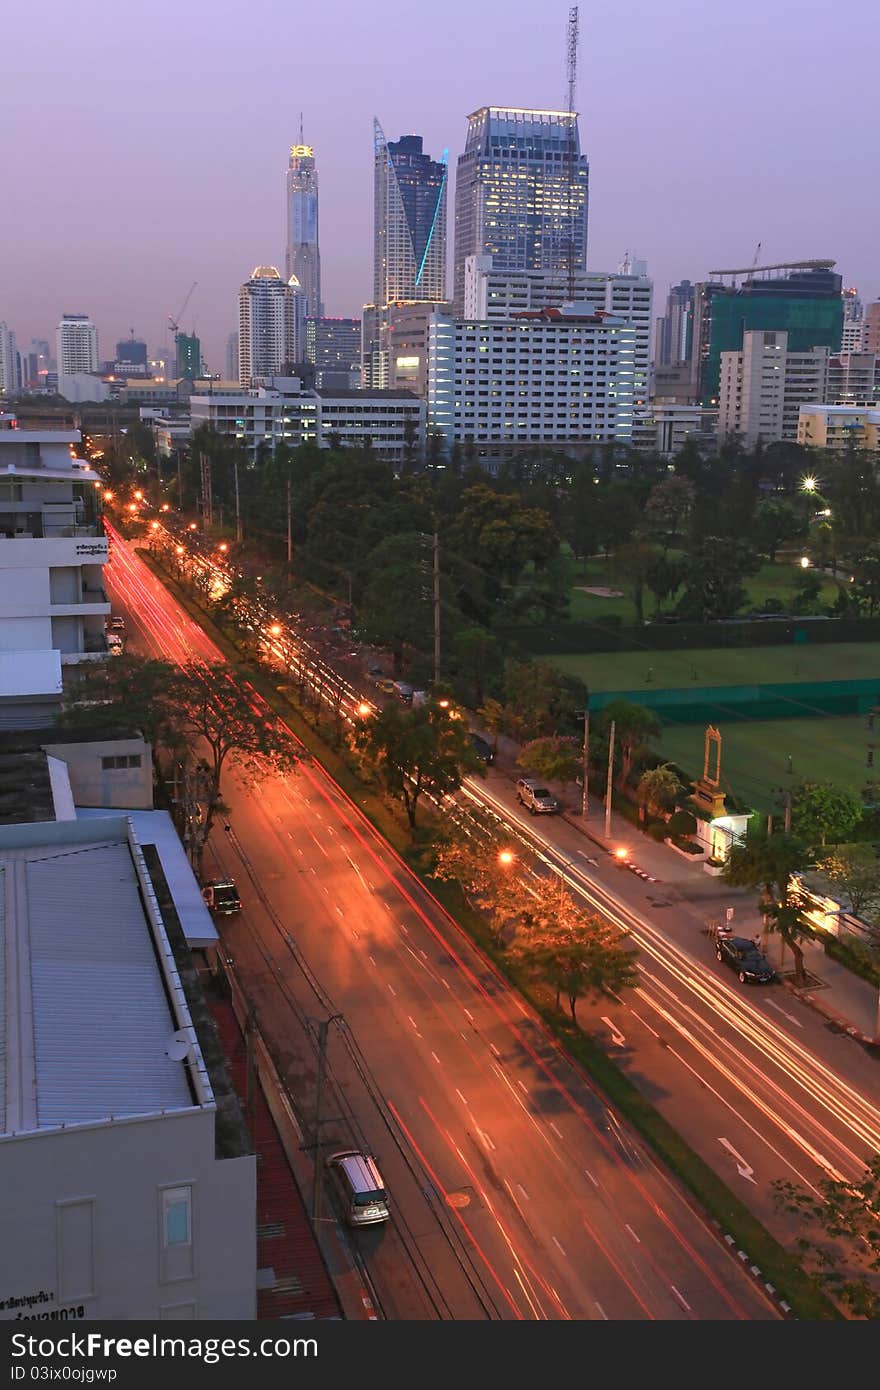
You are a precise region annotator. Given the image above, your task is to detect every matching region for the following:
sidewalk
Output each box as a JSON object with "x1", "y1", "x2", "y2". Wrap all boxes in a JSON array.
[{"x1": 483, "y1": 729, "x2": 880, "y2": 1046}]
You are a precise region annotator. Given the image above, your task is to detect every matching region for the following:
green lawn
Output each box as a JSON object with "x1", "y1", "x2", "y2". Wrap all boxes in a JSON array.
[
  {"x1": 545, "y1": 642, "x2": 880, "y2": 693},
  {"x1": 566, "y1": 555, "x2": 841, "y2": 625},
  {"x1": 655, "y1": 715, "x2": 874, "y2": 812}
]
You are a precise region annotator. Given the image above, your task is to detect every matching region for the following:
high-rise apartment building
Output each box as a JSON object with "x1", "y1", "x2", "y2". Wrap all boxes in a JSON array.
[
  {"x1": 364, "y1": 125, "x2": 448, "y2": 388},
  {"x1": 841, "y1": 287, "x2": 865, "y2": 353},
  {"x1": 655, "y1": 280, "x2": 695, "y2": 367},
  {"x1": 694, "y1": 262, "x2": 843, "y2": 405},
  {"x1": 717, "y1": 330, "x2": 829, "y2": 444},
  {"x1": 827, "y1": 351, "x2": 880, "y2": 406},
  {"x1": 305, "y1": 317, "x2": 361, "y2": 389},
  {"x1": 56, "y1": 314, "x2": 98, "y2": 376},
  {"x1": 453, "y1": 107, "x2": 589, "y2": 315},
  {"x1": 285, "y1": 142, "x2": 321, "y2": 320},
  {"x1": 865, "y1": 302, "x2": 880, "y2": 355},
  {"x1": 0, "y1": 324, "x2": 18, "y2": 396},
  {"x1": 225, "y1": 331, "x2": 239, "y2": 383},
  {"x1": 238, "y1": 267, "x2": 303, "y2": 386}
]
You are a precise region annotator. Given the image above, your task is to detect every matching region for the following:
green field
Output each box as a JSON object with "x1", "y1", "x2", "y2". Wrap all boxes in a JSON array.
[
  {"x1": 546, "y1": 642, "x2": 880, "y2": 693},
  {"x1": 655, "y1": 715, "x2": 874, "y2": 812},
  {"x1": 567, "y1": 555, "x2": 841, "y2": 625}
]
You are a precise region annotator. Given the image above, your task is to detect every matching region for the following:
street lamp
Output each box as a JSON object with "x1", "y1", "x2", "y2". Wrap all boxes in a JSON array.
[
  {"x1": 800, "y1": 555, "x2": 811, "y2": 569},
  {"x1": 800, "y1": 475, "x2": 818, "y2": 494},
  {"x1": 357, "y1": 702, "x2": 372, "y2": 718},
  {"x1": 497, "y1": 849, "x2": 515, "y2": 867}
]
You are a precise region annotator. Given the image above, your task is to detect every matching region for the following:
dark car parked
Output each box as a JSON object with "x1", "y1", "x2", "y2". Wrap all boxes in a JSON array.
[
  {"x1": 715, "y1": 935, "x2": 776, "y2": 984},
  {"x1": 469, "y1": 733, "x2": 495, "y2": 765}
]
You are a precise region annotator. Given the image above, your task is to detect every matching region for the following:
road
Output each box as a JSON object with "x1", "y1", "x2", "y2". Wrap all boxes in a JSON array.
[{"x1": 105, "y1": 525, "x2": 778, "y2": 1320}]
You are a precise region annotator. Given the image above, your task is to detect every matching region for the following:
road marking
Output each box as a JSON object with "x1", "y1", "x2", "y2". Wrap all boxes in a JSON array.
[
  {"x1": 670, "y1": 1285, "x2": 692, "y2": 1313},
  {"x1": 767, "y1": 1000, "x2": 803, "y2": 1028},
  {"x1": 463, "y1": 1008, "x2": 474, "y2": 1024},
  {"x1": 517, "y1": 1080, "x2": 529, "y2": 1094},
  {"x1": 489, "y1": 1042, "x2": 501, "y2": 1058},
  {"x1": 388, "y1": 983, "x2": 396, "y2": 996},
  {"x1": 478, "y1": 1129, "x2": 496, "y2": 1151},
  {"x1": 368, "y1": 955, "x2": 376, "y2": 966},
  {"x1": 552, "y1": 1236, "x2": 566, "y2": 1257},
  {"x1": 718, "y1": 1137, "x2": 757, "y2": 1184},
  {"x1": 595, "y1": 1302, "x2": 608, "y2": 1320},
  {"x1": 408, "y1": 1015, "x2": 421, "y2": 1035},
  {"x1": 627, "y1": 1005, "x2": 660, "y2": 1039},
  {"x1": 441, "y1": 978, "x2": 450, "y2": 990},
  {"x1": 584, "y1": 1169, "x2": 599, "y2": 1187},
  {"x1": 549, "y1": 1121, "x2": 564, "y2": 1139},
  {"x1": 625, "y1": 1224, "x2": 641, "y2": 1243},
  {"x1": 601, "y1": 1015, "x2": 626, "y2": 1046},
  {"x1": 431, "y1": 1051, "x2": 442, "y2": 1066},
  {"x1": 399, "y1": 923, "x2": 408, "y2": 935},
  {"x1": 517, "y1": 1183, "x2": 530, "y2": 1201},
  {"x1": 286, "y1": 831, "x2": 293, "y2": 838},
  {"x1": 455, "y1": 1089, "x2": 468, "y2": 1106},
  {"x1": 335, "y1": 905, "x2": 344, "y2": 915}
]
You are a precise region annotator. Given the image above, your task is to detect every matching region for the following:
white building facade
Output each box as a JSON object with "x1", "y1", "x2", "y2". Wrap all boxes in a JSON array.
[
  {"x1": 0, "y1": 816, "x2": 256, "y2": 1321},
  {"x1": 718, "y1": 330, "x2": 829, "y2": 444},
  {"x1": 0, "y1": 415, "x2": 110, "y2": 729},
  {"x1": 238, "y1": 267, "x2": 303, "y2": 386},
  {"x1": 55, "y1": 315, "x2": 98, "y2": 376},
  {"x1": 427, "y1": 307, "x2": 636, "y2": 460},
  {"x1": 0, "y1": 324, "x2": 19, "y2": 397}
]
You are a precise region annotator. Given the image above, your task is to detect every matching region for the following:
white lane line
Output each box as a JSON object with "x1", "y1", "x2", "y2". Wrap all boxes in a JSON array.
[
  {"x1": 286, "y1": 831, "x2": 293, "y2": 839},
  {"x1": 388, "y1": 983, "x2": 396, "y2": 996},
  {"x1": 627, "y1": 1005, "x2": 660, "y2": 1039},
  {"x1": 297, "y1": 847, "x2": 304, "y2": 856},
  {"x1": 400, "y1": 923, "x2": 408, "y2": 935},
  {"x1": 455, "y1": 1089, "x2": 468, "y2": 1106},
  {"x1": 367, "y1": 880, "x2": 375, "y2": 890},
  {"x1": 478, "y1": 1129, "x2": 496, "y2": 1151},
  {"x1": 441, "y1": 978, "x2": 450, "y2": 990},
  {"x1": 517, "y1": 1184, "x2": 530, "y2": 1202},
  {"x1": 584, "y1": 1169, "x2": 599, "y2": 1187},
  {"x1": 517, "y1": 1080, "x2": 529, "y2": 1094},
  {"x1": 309, "y1": 866, "x2": 316, "y2": 875},
  {"x1": 625, "y1": 1224, "x2": 641, "y2": 1243},
  {"x1": 670, "y1": 1285, "x2": 692, "y2": 1313},
  {"x1": 431, "y1": 1051, "x2": 442, "y2": 1066},
  {"x1": 767, "y1": 1000, "x2": 804, "y2": 1028},
  {"x1": 335, "y1": 905, "x2": 344, "y2": 915},
  {"x1": 463, "y1": 1008, "x2": 474, "y2": 1024},
  {"x1": 408, "y1": 1015, "x2": 420, "y2": 1032},
  {"x1": 549, "y1": 1121, "x2": 564, "y2": 1139},
  {"x1": 368, "y1": 955, "x2": 376, "y2": 967},
  {"x1": 552, "y1": 1236, "x2": 567, "y2": 1257},
  {"x1": 489, "y1": 1042, "x2": 501, "y2": 1058},
  {"x1": 595, "y1": 1302, "x2": 608, "y2": 1320}
]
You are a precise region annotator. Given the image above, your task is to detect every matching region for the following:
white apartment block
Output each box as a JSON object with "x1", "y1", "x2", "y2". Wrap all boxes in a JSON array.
[
  {"x1": 827, "y1": 351, "x2": 880, "y2": 406},
  {"x1": 0, "y1": 415, "x2": 110, "y2": 729},
  {"x1": 427, "y1": 307, "x2": 637, "y2": 459},
  {"x1": 189, "y1": 376, "x2": 425, "y2": 466},
  {"x1": 463, "y1": 254, "x2": 652, "y2": 407},
  {"x1": 0, "y1": 324, "x2": 19, "y2": 397},
  {"x1": 718, "y1": 330, "x2": 829, "y2": 444},
  {"x1": 642, "y1": 402, "x2": 720, "y2": 459},
  {"x1": 238, "y1": 267, "x2": 303, "y2": 386},
  {"x1": 55, "y1": 315, "x2": 98, "y2": 376},
  {"x1": 798, "y1": 404, "x2": 880, "y2": 451},
  {"x1": 0, "y1": 815, "x2": 255, "y2": 1321}
]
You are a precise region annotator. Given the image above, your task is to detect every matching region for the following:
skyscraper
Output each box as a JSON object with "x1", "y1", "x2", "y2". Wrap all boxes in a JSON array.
[
  {"x1": 225, "y1": 331, "x2": 239, "y2": 383},
  {"x1": 655, "y1": 280, "x2": 695, "y2": 367},
  {"x1": 56, "y1": 314, "x2": 98, "y2": 375},
  {"x1": 176, "y1": 332, "x2": 202, "y2": 381},
  {"x1": 842, "y1": 287, "x2": 865, "y2": 353},
  {"x1": 238, "y1": 266, "x2": 302, "y2": 386},
  {"x1": 365, "y1": 123, "x2": 448, "y2": 387},
  {"x1": 0, "y1": 324, "x2": 18, "y2": 396},
  {"x1": 453, "y1": 107, "x2": 589, "y2": 315},
  {"x1": 285, "y1": 141, "x2": 321, "y2": 320}
]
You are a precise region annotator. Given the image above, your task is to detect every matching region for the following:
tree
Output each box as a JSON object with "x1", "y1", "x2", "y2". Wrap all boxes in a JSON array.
[
  {"x1": 644, "y1": 553, "x2": 684, "y2": 615},
  {"x1": 452, "y1": 625, "x2": 502, "y2": 707},
  {"x1": 610, "y1": 540, "x2": 656, "y2": 625},
  {"x1": 354, "y1": 701, "x2": 485, "y2": 830},
  {"x1": 676, "y1": 537, "x2": 761, "y2": 621},
  {"x1": 476, "y1": 697, "x2": 505, "y2": 755},
  {"x1": 643, "y1": 475, "x2": 695, "y2": 553},
  {"x1": 501, "y1": 660, "x2": 586, "y2": 742},
  {"x1": 723, "y1": 828, "x2": 813, "y2": 985},
  {"x1": 773, "y1": 1154, "x2": 880, "y2": 1318},
  {"x1": 790, "y1": 781, "x2": 863, "y2": 848},
  {"x1": 431, "y1": 824, "x2": 523, "y2": 940},
  {"x1": 595, "y1": 700, "x2": 662, "y2": 791},
  {"x1": 815, "y1": 844, "x2": 880, "y2": 920},
  {"x1": 752, "y1": 498, "x2": 803, "y2": 563},
  {"x1": 515, "y1": 904, "x2": 639, "y2": 1023},
  {"x1": 636, "y1": 763, "x2": 682, "y2": 819},
  {"x1": 517, "y1": 735, "x2": 581, "y2": 788}
]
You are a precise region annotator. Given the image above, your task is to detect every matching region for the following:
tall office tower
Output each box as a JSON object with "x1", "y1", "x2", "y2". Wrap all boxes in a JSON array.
[
  {"x1": 841, "y1": 287, "x2": 864, "y2": 353},
  {"x1": 453, "y1": 107, "x2": 589, "y2": 315},
  {"x1": 863, "y1": 301, "x2": 880, "y2": 354},
  {"x1": 0, "y1": 323, "x2": 18, "y2": 396},
  {"x1": 655, "y1": 280, "x2": 695, "y2": 366},
  {"x1": 225, "y1": 331, "x2": 239, "y2": 383},
  {"x1": 175, "y1": 332, "x2": 201, "y2": 381},
  {"x1": 115, "y1": 337, "x2": 148, "y2": 371},
  {"x1": 285, "y1": 141, "x2": 321, "y2": 319},
  {"x1": 238, "y1": 266, "x2": 302, "y2": 386},
  {"x1": 305, "y1": 317, "x2": 361, "y2": 388},
  {"x1": 694, "y1": 260, "x2": 843, "y2": 405},
  {"x1": 365, "y1": 123, "x2": 448, "y2": 387},
  {"x1": 56, "y1": 314, "x2": 98, "y2": 375}
]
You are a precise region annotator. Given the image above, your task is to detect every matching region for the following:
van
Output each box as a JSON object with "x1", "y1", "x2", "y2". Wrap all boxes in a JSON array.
[
  {"x1": 106, "y1": 632, "x2": 124, "y2": 657},
  {"x1": 327, "y1": 1149, "x2": 390, "y2": 1227}
]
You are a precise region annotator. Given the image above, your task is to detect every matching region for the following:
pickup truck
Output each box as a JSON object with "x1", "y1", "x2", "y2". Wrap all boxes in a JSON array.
[{"x1": 515, "y1": 778, "x2": 559, "y2": 814}]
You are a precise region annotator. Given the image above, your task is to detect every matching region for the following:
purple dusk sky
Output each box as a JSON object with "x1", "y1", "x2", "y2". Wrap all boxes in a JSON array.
[{"x1": 2, "y1": 0, "x2": 875, "y2": 369}]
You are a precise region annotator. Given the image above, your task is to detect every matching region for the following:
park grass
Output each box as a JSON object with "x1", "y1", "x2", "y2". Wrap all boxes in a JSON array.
[
  {"x1": 655, "y1": 714, "x2": 874, "y2": 812},
  {"x1": 544, "y1": 641, "x2": 880, "y2": 692}
]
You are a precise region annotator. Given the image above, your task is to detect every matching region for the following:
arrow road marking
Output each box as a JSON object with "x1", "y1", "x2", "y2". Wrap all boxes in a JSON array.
[
  {"x1": 718, "y1": 1137, "x2": 757, "y2": 1183},
  {"x1": 601, "y1": 1015, "x2": 626, "y2": 1046}
]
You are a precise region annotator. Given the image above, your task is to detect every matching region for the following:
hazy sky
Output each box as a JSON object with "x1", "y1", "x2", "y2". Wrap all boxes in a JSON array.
[{"x1": 3, "y1": 0, "x2": 875, "y2": 369}]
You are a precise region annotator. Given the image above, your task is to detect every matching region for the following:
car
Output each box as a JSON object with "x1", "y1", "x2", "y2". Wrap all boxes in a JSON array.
[
  {"x1": 715, "y1": 934, "x2": 776, "y2": 984},
  {"x1": 327, "y1": 1149, "x2": 390, "y2": 1227},
  {"x1": 515, "y1": 777, "x2": 558, "y2": 814},
  {"x1": 392, "y1": 681, "x2": 413, "y2": 704},
  {"x1": 470, "y1": 733, "x2": 495, "y2": 765},
  {"x1": 106, "y1": 632, "x2": 124, "y2": 656},
  {"x1": 201, "y1": 879, "x2": 242, "y2": 915},
  {"x1": 374, "y1": 677, "x2": 396, "y2": 695},
  {"x1": 105, "y1": 615, "x2": 126, "y2": 633}
]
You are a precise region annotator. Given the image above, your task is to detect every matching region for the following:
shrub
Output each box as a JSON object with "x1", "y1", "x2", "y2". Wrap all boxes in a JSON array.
[
  {"x1": 668, "y1": 808, "x2": 697, "y2": 837},
  {"x1": 671, "y1": 836, "x2": 703, "y2": 855}
]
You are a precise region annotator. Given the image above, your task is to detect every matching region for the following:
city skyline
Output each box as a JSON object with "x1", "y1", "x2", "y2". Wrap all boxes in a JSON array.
[{"x1": 1, "y1": 0, "x2": 875, "y2": 370}]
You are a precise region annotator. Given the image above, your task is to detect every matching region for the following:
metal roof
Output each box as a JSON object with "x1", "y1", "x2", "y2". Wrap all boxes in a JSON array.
[{"x1": 1, "y1": 832, "x2": 198, "y2": 1135}]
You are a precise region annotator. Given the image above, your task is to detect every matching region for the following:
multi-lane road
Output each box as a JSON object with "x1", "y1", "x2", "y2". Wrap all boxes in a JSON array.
[{"x1": 105, "y1": 525, "x2": 783, "y2": 1319}]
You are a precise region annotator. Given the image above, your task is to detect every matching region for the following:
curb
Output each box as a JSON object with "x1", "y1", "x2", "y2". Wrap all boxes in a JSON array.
[
  {"x1": 781, "y1": 977, "x2": 880, "y2": 1050},
  {"x1": 717, "y1": 1228, "x2": 796, "y2": 1318}
]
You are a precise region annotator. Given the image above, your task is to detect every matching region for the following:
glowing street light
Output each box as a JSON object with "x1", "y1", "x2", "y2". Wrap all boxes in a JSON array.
[
  {"x1": 188, "y1": 523, "x2": 197, "y2": 532},
  {"x1": 150, "y1": 521, "x2": 160, "y2": 531},
  {"x1": 269, "y1": 624, "x2": 283, "y2": 637},
  {"x1": 127, "y1": 503, "x2": 137, "y2": 513},
  {"x1": 218, "y1": 542, "x2": 228, "y2": 553},
  {"x1": 614, "y1": 846, "x2": 629, "y2": 861},
  {"x1": 134, "y1": 490, "x2": 143, "y2": 501},
  {"x1": 357, "y1": 702, "x2": 372, "y2": 718},
  {"x1": 175, "y1": 545, "x2": 184, "y2": 556},
  {"x1": 800, "y1": 556, "x2": 811, "y2": 569},
  {"x1": 103, "y1": 490, "x2": 114, "y2": 500},
  {"x1": 498, "y1": 849, "x2": 515, "y2": 867},
  {"x1": 800, "y1": 476, "x2": 818, "y2": 493},
  {"x1": 160, "y1": 503, "x2": 171, "y2": 513}
]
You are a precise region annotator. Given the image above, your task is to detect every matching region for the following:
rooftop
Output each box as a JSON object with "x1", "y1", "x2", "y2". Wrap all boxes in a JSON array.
[
  {"x1": 0, "y1": 752, "x2": 56, "y2": 825},
  {"x1": 0, "y1": 819, "x2": 210, "y2": 1138}
]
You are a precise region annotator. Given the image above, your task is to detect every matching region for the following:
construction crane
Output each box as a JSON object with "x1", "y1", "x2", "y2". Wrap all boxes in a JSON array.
[
  {"x1": 564, "y1": 5, "x2": 579, "y2": 301},
  {"x1": 168, "y1": 282, "x2": 197, "y2": 336},
  {"x1": 751, "y1": 241, "x2": 762, "y2": 272}
]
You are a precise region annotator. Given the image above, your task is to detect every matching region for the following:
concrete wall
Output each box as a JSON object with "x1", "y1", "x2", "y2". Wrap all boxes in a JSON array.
[
  {"x1": 46, "y1": 735, "x2": 153, "y2": 809},
  {"x1": 0, "y1": 1109, "x2": 256, "y2": 1321}
]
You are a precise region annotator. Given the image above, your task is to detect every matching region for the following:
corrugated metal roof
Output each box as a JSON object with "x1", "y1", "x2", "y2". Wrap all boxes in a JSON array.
[{"x1": 25, "y1": 841, "x2": 193, "y2": 1128}]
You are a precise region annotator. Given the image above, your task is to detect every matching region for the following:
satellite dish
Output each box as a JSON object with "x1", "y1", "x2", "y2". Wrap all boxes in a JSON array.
[{"x1": 165, "y1": 1030, "x2": 192, "y2": 1062}]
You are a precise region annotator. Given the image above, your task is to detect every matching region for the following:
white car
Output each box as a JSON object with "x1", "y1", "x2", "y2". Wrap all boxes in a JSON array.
[{"x1": 516, "y1": 778, "x2": 559, "y2": 814}]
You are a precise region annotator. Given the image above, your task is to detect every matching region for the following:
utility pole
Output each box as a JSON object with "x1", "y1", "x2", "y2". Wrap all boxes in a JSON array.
[
  {"x1": 244, "y1": 1004, "x2": 257, "y2": 1117},
  {"x1": 433, "y1": 529, "x2": 441, "y2": 687},
  {"x1": 286, "y1": 474, "x2": 292, "y2": 566},
  {"x1": 604, "y1": 718, "x2": 615, "y2": 840},
  {"x1": 234, "y1": 459, "x2": 242, "y2": 542},
  {"x1": 581, "y1": 701, "x2": 590, "y2": 818},
  {"x1": 176, "y1": 449, "x2": 183, "y2": 507},
  {"x1": 311, "y1": 1014, "x2": 341, "y2": 1234}
]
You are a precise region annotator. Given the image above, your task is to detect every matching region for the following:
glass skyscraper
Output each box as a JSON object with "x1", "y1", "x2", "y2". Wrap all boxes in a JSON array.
[
  {"x1": 285, "y1": 143, "x2": 321, "y2": 320},
  {"x1": 453, "y1": 107, "x2": 589, "y2": 315},
  {"x1": 365, "y1": 122, "x2": 448, "y2": 387}
]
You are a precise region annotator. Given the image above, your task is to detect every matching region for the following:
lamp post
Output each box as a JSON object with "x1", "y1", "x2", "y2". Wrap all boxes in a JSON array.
[
  {"x1": 604, "y1": 718, "x2": 616, "y2": 840},
  {"x1": 575, "y1": 697, "x2": 590, "y2": 818}
]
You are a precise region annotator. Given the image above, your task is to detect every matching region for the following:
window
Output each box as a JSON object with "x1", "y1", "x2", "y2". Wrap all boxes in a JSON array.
[
  {"x1": 101, "y1": 754, "x2": 142, "y2": 770},
  {"x1": 163, "y1": 1187, "x2": 192, "y2": 1248}
]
